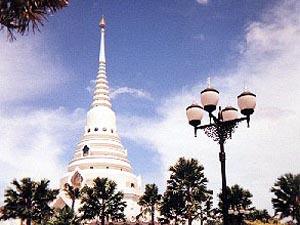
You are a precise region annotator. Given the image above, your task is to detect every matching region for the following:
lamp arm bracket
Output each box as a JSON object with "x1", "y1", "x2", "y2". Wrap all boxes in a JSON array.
[
  {"x1": 193, "y1": 116, "x2": 250, "y2": 141},
  {"x1": 195, "y1": 116, "x2": 248, "y2": 130}
]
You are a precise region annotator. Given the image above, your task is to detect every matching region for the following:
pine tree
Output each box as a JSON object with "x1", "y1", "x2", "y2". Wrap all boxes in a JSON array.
[
  {"x1": 248, "y1": 209, "x2": 271, "y2": 223},
  {"x1": 47, "y1": 207, "x2": 81, "y2": 225},
  {"x1": 79, "y1": 177, "x2": 126, "y2": 225},
  {"x1": 160, "y1": 189, "x2": 186, "y2": 225},
  {"x1": 167, "y1": 157, "x2": 211, "y2": 225},
  {"x1": 138, "y1": 183, "x2": 161, "y2": 225},
  {"x1": 271, "y1": 173, "x2": 300, "y2": 224},
  {"x1": 0, "y1": 178, "x2": 59, "y2": 225},
  {"x1": 0, "y1": 0, "x2": 69, "y2": 40},
  {"x1": 218, "y1": 184, "x2": 253, "y2": 225},
  {"x1": 201, "y1": 195, "x2": 215, "y2": 225}
]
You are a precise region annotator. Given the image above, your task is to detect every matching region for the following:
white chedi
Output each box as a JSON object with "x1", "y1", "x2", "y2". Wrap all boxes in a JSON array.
[{"x1": 54, "y1": 16, "x2": 143, "y2": 221}]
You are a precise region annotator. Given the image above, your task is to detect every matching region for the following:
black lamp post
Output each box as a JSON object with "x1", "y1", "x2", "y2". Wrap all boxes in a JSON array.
[{"x1": 185, "y1": 80, "x2": 256, "y2": 225}]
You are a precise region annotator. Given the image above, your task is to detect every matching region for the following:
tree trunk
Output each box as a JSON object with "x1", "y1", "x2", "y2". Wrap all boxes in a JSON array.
[
  {"x1": 151, "y1": 204, "x2": 155, "y2": 225},
  {"x1": 71, "y1": 198, "x2": 75, "y2": 211},
  {"x1": 187, "y1": 186, "x2": 193, "y2": 225},
  {"x1": 200, "y1": 212, "x2": 203, "y2": 225},
  {"x1": 174, "y1": 216, "x2": 178, "y2": 225},
  {"x1": 101, "y1": 200, "x2": 105, "y2": 225},
  {"x1": 101, "y1": 215, "x2": 105, "y2": 225},
  {"x1": 292, "y1": 206, "x2": 295, "y2": 222},
  {"x1": 26, "y1": 219, "x2": 31, "y2": 225},
  {"x1": 187, "y1": 206, "x2": 192, "y2": 225}
]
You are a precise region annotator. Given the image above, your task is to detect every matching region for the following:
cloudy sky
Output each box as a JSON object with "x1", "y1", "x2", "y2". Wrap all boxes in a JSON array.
[{"x1": 0, "y1": 0, "x2": 299, "y2": 216}]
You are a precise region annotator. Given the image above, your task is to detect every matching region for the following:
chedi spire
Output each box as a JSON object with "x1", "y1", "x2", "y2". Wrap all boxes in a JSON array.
[{"x1": 91, "y1": 16, "x2": 111, "y2": 109}]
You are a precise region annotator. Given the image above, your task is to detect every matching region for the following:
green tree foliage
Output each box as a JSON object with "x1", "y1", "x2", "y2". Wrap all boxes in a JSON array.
[
  {"x1": 248, "y1": 209, "x2": 271, "y2": 223},
  {"x1": 167, "y1": 157, "x2": 211, "y2": 225},
  {"x1": 64, "y1": 183, "x2": 81, "y2": 211},
  {"x1": 271, "y1": 173, "x2": 300, "y2": 224},
  {"x1": 201, "y1": 195, "x2": 216, "y2": 225},
  {"x1": 160, "y1": 189, "x2": 186, "y2": 225},
  {"x1": 79, "y1": 177, "x2": 126, "y2": 225},
  {"x1": 47, "y1": 207, "x2": 81, "y2": 225},
  {"x1": 0, "y1": 0, "x2": 69, "y2": 40},
  {"x1": 138, "y1": 183, "x2": 161, "y2": 225},
  {"x1": 0, "y1": 177, "x2": 59, "y2": 225},
  {"x1": 218, "y1": 184, "x2": 253, "y2": 225},
  {"x1": 206, "y1": 208, "x2": 223, "y2": 225},
  {"x1": 160, "y1": 185, "x2": 215, "y2": 225}
]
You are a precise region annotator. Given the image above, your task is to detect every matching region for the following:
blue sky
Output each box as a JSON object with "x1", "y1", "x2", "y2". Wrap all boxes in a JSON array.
[
  {"x1": 27, "y1": 0, "x2": 272, "y2": 109},
  {"x1": 38, "y1": 0, "x2": 272, "y2": 174},
  {"x1": 1, "y1": 0, "x2": 300, "y2": 215}
]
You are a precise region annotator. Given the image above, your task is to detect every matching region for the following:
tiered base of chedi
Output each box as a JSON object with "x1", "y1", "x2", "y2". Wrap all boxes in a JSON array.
[{"x1": 53, "y1": 16, "x2": 144, "y2": 223}]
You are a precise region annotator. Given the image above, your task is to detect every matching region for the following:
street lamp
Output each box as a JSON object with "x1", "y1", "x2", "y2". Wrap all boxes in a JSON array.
[{"x1": 185, "y1": 79, "x2": 256, "y2": 225}]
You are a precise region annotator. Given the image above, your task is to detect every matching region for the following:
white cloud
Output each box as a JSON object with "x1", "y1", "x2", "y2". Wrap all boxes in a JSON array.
[
  {"x1": 86, "y1": 80, "x2": 152, "y2": 100},
  {"x1": 0, "y1": 33, "x2": 82, "y2": 225},
  {"x1": 0, "y1": 107, "x2": 85, "y2": 204},
  {"x1": 111, "y1": 87, "x2": 153, "y2": 100},
  {"x1": 0, "y1": 35, "x2": 68, "y2": 103},
  {"x1": 0, "y1": 32, "x2": 83, "y2": 205},
  {"x1": 86, "y1": 79, "x2": 96, "y2": 94},
  {"x1": 0, "y1": 31, "x2": 83, "y2": 206},
  {"x1": 121, "y1": 0, "x2": 300, "y2": 212},
  {"x1": 196, "y1": 0, "x2": 208, "y2": 5}
]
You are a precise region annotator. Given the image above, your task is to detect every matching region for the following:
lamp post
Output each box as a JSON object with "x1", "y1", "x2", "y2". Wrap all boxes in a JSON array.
[{"x1": 185, "y1": 80, "x2": 256, "y2": 225}]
